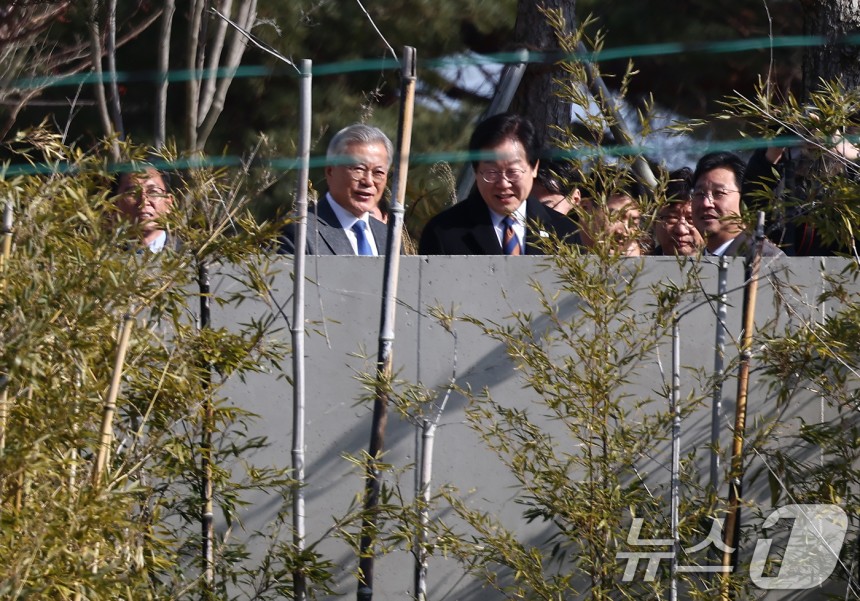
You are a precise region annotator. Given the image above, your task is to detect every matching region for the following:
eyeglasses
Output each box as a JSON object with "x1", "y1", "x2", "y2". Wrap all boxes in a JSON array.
[
  {"x1": 479, "y1": 169, "x2": 526, "y2": 184},
  {"x1": 125, "y1": 185, "x2": 170, "y2": 199},
  {"x1": 346, "y1": 164, "x2": 388, "y2": 184},
  {"x1": 659, "y1": 214, "x2": 694, "y2": 226},
  {"x1": 691, "y1": 188, "x2": 739, "y2": 202}
]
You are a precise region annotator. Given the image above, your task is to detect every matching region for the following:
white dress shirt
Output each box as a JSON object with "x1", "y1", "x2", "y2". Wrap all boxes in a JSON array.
[
  {"x1": 705, "y1": 238, "x2": 734, "y2": 257},
  {"x1": 326, "y1": 193, "x2": 379, "y2": 256}
]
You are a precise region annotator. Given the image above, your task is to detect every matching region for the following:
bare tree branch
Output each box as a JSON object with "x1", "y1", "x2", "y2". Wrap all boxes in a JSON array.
[
  {"x1": 210, "y1": 5, "x2": 296, "y2": 70},
  {"x1": 198, "y1": 0, "x2": 233, "y2": 122},
  {"x1": 186, "y1": 0, "x2": 206, "y2": 150},
  {"x1": 155, "y1": 0, "x2": 175, "y2": 148},
  {"x1": 88, "y1": 0, "x2": 119, "y2": 161},
  {"x1": 106, "y1": 0, "x2": 124, "y2": 139},
  {"x1": 195, "y1": 0, "x2": 258, "y2": 151}
]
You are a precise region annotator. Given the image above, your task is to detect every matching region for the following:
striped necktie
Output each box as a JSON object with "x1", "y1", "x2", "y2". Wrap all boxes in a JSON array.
[
  {"x1": 503, "y1": 215, "x2": 521, "y2": 255},
  {"x1": 351, "y1": 220, "x2": 373, "y2": 256}
]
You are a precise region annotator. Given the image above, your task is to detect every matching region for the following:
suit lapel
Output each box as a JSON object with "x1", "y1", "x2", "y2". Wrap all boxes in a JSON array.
[
  {"x1": 524, "y1": 197, "x2": 551, "y2": 255},
  {"x1": 368, "y1": 217, "x2": 389, "y2": 256},
  {"x1": 463, "y1": 193, "x2": 502, "y2": 254},
  {"x1": 313, "y1": 198, "x2": 355, "y2": 255},
  {"x1": 724, "y1": 233, "x2": 750, "y2": 258}
]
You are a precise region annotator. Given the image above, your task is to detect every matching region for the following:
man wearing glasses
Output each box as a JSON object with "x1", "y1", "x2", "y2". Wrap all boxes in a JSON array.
[
  {"x1": 280, "y1": 123, "x2": 392, "y2": 255},
  {"x1": 691, "y1": 151, "x2": 784, "y2": 258},
  {"x1": 652, "y1": 167, "x2": 703, "y2": 256},
  {"x1": 419, "y1": 113, "x2": 577, "y2": 255},
  {"x1": 115, "y1": 166, "x2": 177, "y2": 253}
]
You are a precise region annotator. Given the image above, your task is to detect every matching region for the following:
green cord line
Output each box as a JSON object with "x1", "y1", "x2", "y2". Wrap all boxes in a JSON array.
[
  {"x1": 3, "y1": 135, "x2": 847, "y2": 178},
  {"x1": 8, "y1": 34, "x2": 859, "y2": 91}
]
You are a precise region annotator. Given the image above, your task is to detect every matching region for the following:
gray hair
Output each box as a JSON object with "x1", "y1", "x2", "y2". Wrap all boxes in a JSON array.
[{"x1": 326, "y1": 123, "x2": 394, "y2": 167}]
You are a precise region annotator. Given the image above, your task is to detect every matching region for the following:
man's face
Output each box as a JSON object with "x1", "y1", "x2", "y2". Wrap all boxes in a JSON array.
[
  {"x1": 116, "y1": 168, "x2": 173, "y2": 235},
  {"x1": 691, "y1": 167, "x2": 742, "y2": 249},
  {"x1": 325, "y1": 141, "x2": 390, "y2": 219},
  {"x1": 655, "y1": 201, "x2": 703, "y2": 255},
  {"x1": 605, "y1": 194, "x2": 642, "y2": 256},
  {"x1": 474, "y1": 137, "x2": 537, "y2": 216},
  {"x1": 579, "y1": 194, "x2": 642, "y2": 256}
]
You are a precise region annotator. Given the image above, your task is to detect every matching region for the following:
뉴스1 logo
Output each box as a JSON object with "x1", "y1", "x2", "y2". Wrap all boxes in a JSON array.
[{"x1": 616, "y1": 504, "x2": 848, "y2": 589}]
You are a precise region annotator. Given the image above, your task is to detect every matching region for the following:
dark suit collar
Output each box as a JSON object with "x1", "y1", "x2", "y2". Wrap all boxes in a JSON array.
[
  {"x1": 461, "y1": 192, "x2": 556, "y2": 255},
  {"x1": 462, "y1": 191, "x2": 503, "y2": 253}
]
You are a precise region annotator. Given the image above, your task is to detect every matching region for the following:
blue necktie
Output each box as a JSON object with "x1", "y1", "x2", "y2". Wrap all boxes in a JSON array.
[
  {"x1": 503, "y1": 216, "x2": 521, "y2": 255},
  {"x1": 351, "y1": 220, "x2": 373, "y2": 256}
]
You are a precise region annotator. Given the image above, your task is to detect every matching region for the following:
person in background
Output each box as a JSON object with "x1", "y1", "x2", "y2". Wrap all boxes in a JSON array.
[
  {"x1": 115, "y1": 166, "x2": 177, "y2": 253},
  {"x1": 532, "y1": 155, "x2": 582, "y2": 216},
  {"x1": 691, "y1": 151, "x2": 783, "y2": 258},
  {"x1": 743, "y1": 124, "x2": 859, "y2": 256},
  {"x1": 280, "y1": 123, "x2": 392, "y2": 256},
  {"x1": 418, "y1": 113, "x2": 578, "y2": 255},
  {"x1": 652, "y1": 167, "x2": 703, "y2": 256},
  {"x1": 578, "y1": 169, "x2": 645, "y2": 257}
]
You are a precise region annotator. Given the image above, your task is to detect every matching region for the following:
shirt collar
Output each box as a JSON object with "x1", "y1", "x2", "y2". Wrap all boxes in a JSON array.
[
  {"x1": 326, "y1": 192, "x2": 369, "y2": 229},
  {"x1": 706, "y1": 237, "x2": 735, "y2": 257},
  {"x1": 487, "y1": 200, "x2": 527, "y2": 228},
  {"x1": 146, "y1": 230, "x2": 168, "y2": 253}
]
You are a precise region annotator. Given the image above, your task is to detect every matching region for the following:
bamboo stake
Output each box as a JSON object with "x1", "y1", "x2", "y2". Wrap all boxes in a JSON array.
[
  {"x1": 290, "y1": 58, "x2": 312, "y2": 601},
  {"x1": 198, "y1": 258, "x2": 215, "y2": 595},
  {"x1": 720, "y1": 213, "x2": 766, "y2": 599},
  {"x1": 669, "y1": 317, "x2": 681, "y2": 601},
  {"x1": 92, "y1": 315, "x2": 135, "y2": 488},
  {"x1": 1, "y1": 200, "x2": 12, "y2": 455},
  {"x1": 710, "y1": 256, "x2": 729, "y2": 490},
  {"x1": 357, "y1": 46, "x2": 416, "y2": 601},
  {"x1": 414, "y1": 419, "x2": 434, "y2": 601}
]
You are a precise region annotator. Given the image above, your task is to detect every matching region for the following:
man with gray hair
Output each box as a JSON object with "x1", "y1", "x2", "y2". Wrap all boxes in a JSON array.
[{"x1": 280, "y1": 123, "x2": 393, "y2": 255}]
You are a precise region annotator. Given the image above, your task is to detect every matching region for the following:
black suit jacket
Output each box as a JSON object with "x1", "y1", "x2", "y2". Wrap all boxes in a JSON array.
[
  {"x1": 418, "y1": 192, "x2": 579, "y2": 255},
  {"x1": 723, "y1": 232, "x2": 785, "y2": 260},
  {"x1": 279, "y1": 196, "x2": 389, "y2": 255}
]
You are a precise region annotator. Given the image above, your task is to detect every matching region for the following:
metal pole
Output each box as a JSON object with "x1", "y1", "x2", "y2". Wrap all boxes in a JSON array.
[
  {"x1": 576, "y1": 41, "x2": 657, "y2": 189},
  {"x1": 290, "y1": 58, "x2": 312, "y2": 601},
  {"x1": 710, "y1": 256, "x2": 729, "y2": 490},
  {"x1": 358, "y1": 46, "x2": 417, "y2": 601},
  {"x1": 670, "y1": 317, "x2": 681, "y2": 601},
  {"x1": 720, "y1": 213, "x2": 766, "y2": 599}
]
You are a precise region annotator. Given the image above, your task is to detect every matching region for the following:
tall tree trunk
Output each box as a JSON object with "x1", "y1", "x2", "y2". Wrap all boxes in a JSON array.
[
  {"x1": 510, "y1": 0, "x2": 576, "y2": 149},
  {"x1": 802, "y1": 0, "x2": 860, "y2": 98}
]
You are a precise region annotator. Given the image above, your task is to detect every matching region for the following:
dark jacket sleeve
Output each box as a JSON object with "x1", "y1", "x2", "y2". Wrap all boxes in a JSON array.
[
  {"x1": 418, "y1": 216, "x2": 444, "y2": 255},
  {"x1": 278, "y1": 222, "x2": 297, "y2": 254}
]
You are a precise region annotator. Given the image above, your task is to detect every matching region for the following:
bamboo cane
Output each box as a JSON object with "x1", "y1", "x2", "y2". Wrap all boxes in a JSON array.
[
  {"x1": 710, "y1": 256, "x2": 729, "y2": 490},
  {"x1": 198, "y1": 258, "x2": 215, "y2": 595},
  {"x1": 670, "y1": 317, "x2": 681, "y2": 601},
  {"x1": 357, "y1": 46, "x2": 416, "y2": 601},
  {"x1": 414, "y1": 419, "x2": 434, "y2": 601},
  {"x1": 719, "y1": 212, "x2": 766, "y2": 599},
  {"x1": 1, "y1": 200, "x2": 12, "y2": 455},
  {"x1": 92, "y1": 315, "x2": 135, "y2": 488},
  {"x1": 290, "y1": 58, "x2": 312, "y2": 601}
]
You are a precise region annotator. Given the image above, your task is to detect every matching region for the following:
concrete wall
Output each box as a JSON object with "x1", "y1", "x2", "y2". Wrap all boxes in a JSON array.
[{"x1": 214, "y1": 255, "x2": 856, "y2": 600}]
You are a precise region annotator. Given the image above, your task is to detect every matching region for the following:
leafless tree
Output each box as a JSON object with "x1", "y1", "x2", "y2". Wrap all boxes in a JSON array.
[
  {"x1": 802, "y1": 0, "x2": 860, "y2": 96},
  {"x1": 510, "y1": 0, "x2": 577, "y2": 149}
]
